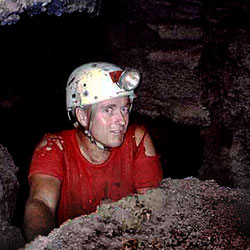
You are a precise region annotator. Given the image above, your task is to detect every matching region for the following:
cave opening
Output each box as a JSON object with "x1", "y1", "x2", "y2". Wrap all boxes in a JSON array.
[{"x1": 0, "y1": 4, "x2": 204, "y2": 230}]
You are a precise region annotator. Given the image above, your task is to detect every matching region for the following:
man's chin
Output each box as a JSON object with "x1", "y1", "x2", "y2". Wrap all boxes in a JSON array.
[
  {"x1": 112, "y1": 141, "x2": 124, "y2": 148},
  {"x1": 105, "y1": 137, "x2": 125, "y2": 148}
]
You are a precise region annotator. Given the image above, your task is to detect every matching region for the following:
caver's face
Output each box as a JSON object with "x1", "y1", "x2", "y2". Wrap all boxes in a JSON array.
[{"x1": 90, "y1": 96, "x2": 131, "y2": 148}]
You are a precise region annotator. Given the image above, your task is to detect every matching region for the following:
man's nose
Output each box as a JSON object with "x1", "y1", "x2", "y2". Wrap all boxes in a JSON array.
[{"x1": 114, "y1": 111, "x2": 127, "y2": 126}]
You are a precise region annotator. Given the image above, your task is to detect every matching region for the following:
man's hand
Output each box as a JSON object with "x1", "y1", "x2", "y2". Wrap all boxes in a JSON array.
[{"x1": 23, "y1": 174, "x2": 61, "y2": 242}]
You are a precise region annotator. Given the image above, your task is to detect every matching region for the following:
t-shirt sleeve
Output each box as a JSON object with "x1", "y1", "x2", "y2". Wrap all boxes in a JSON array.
[
  {"x1": 28, "y1": 135, "x2": 64, "y2": 182},
  {"x1": 133, "y1": 130, "x2": 163, "y2": 190}
]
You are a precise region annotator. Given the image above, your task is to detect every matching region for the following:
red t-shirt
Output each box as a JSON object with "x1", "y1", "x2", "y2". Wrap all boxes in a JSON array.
[{"x1": 29, "y1": 125, "x2": 162, "y2": 225}]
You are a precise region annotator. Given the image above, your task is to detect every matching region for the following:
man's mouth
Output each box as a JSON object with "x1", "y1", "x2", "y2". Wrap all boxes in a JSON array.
[{"x1": 110, "y1": 130, "x2": 124, "y2": 135}]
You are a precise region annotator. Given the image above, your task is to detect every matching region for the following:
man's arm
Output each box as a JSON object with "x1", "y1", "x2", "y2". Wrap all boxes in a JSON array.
[{"x1": 23, "y1": 174, "x2": 61, "y2": 242}]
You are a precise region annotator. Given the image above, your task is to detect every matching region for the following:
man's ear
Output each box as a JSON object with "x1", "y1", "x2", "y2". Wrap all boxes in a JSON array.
[{"x1": 75, "y1": 107, "x2": 88, "y2": 127}]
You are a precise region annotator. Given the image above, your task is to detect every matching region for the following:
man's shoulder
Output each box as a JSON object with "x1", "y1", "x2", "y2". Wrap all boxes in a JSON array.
[
  {"x1": 126, "y1": 124, "x2": 147, "y2": 147},
  {"x1": 35, "y1": 129, "x2": 76, "y2": 152},
  {"x1": 44, "y1": 129, "x2": 75, "y2": 140}
]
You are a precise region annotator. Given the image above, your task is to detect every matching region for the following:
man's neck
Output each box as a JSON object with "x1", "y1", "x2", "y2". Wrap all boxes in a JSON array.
[{"x1": 75, "y1": 127, "x2": 111, "y2": 165}]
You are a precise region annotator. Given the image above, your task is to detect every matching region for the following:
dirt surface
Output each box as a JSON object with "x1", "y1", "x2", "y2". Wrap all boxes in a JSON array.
[{"x1": 23, "y1": 178, "x2": 250, "y2": 250}]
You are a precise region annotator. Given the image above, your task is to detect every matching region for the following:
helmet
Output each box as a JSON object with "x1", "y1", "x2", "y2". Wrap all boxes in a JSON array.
[
  {"x1": 66, "y1": 62, "x2": 141, "y2": 150},
  {"x1": 66, "y1": 62, "x2": 140, "y2": 114}
]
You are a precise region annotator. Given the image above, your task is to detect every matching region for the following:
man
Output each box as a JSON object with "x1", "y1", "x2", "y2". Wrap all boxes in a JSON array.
[{"x1": 23, "y1": 62, "x2": 162, "y2": 242}]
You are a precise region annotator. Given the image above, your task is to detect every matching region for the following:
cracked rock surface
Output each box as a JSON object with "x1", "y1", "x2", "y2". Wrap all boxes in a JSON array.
[
  {"x1": 0, "y1": 144, "x2": 25, "y2": 250},
  {"x1": 0, "y1": 0, "x2": 99, "y2": 25},
  {"x1": 23, "y1": 178, "x2": 250, "y2": 250}
]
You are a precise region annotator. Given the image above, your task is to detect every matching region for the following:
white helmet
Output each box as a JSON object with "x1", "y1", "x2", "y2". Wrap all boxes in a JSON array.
[{"x1": 66, "y1": 62, "x2": 140, "y2": 114}]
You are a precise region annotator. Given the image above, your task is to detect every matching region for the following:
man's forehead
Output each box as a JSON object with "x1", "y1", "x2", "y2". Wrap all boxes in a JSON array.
[{"x1": 98, "y1": 96, "x2": 130, "y2": 106}]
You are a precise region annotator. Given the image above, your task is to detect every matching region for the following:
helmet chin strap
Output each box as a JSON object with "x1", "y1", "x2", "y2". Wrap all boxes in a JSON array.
[
  {"x1": 83, "y1": 104, "x2": 111, "y2": 151},
  {"x1": 83, "y1": 130, "x2": 110, "y2": 151}
]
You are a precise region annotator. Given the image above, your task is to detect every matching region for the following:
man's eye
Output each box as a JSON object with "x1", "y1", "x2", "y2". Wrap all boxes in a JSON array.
[
  {"x1": 104, "y1": 108, "x2": 113, "y2": 114},
  {"x1": 121, "y1": 106, "x2": 130, "y2": 114}
]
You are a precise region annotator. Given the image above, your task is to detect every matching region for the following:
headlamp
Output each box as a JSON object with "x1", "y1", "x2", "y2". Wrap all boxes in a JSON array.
[{"x1": 117, "y1": 68, "x2": 141, "y2": 91}]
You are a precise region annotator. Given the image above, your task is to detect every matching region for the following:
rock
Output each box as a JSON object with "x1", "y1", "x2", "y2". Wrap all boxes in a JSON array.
[
  {"x1": 0, "y1": 144, "x2": 19, "y2": 224},
  {"x1": 148, "y1": 24, "x2": 202, "y2": 40},
  {"x1": 0, "y1": 0, "x2": 100, "y2": 25},
  {"x1": 0, "y1": 144, "x2": 25, "y2": 250},
  {"x1": 147, "y1": 45, "x2": 202, "y2": 69},
  {"x1": 198, "y1": 27, "x2": 250, "y2": 189},
  {"x1": 23, "y1": 178, "x2": 250, "y2": 249}
]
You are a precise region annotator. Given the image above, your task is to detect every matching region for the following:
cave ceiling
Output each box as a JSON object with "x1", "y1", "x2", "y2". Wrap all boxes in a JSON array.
[{"x1": 0, "y1": 0, "x2": 100, "y2": 25}]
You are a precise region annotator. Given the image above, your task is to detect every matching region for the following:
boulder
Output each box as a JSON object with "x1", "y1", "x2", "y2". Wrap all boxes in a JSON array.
[{"x1": 23, "y1": 178, "x2": 250, "y2": 249}]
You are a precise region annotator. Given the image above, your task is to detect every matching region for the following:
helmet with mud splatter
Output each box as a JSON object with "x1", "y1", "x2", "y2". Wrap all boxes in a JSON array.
[
  {"x1": 66, "y1": 62, "x2": 140, "y2": 115},
  {"x1": 66, "y1": 62, "x2": 141, "y2": 150}
]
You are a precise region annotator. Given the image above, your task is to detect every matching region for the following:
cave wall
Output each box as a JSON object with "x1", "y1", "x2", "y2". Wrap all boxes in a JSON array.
[
  {"x1": 0, "y1": 144, "x2": 25, "y2": 250},
  {"x1": 0, "y1": 0, "x2": 250, "y2": 249},
  {"x1": 100, "y1": 0, "x2": 250, "y2": 188},
  {"x1": 0, "y1": 0, "x2": 100, "y2": 25}
]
